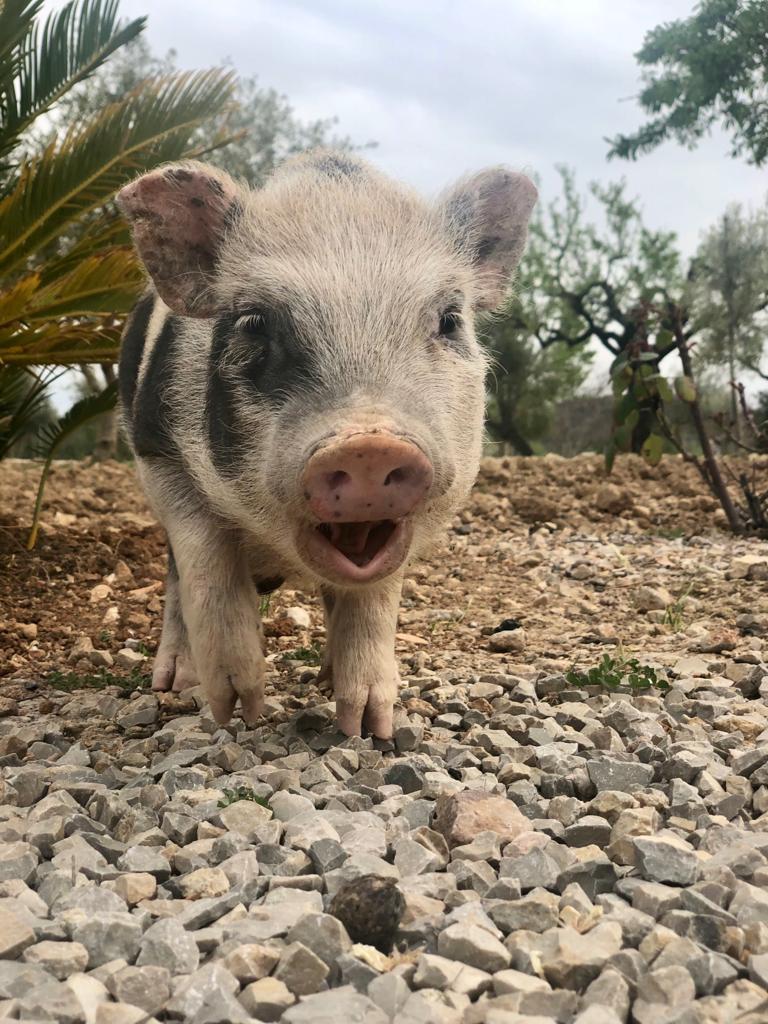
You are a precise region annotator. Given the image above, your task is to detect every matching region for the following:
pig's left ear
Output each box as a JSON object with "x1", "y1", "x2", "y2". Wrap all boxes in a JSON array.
[
  {"x1": 116, "y1": 161, "x2": 244, "y2": 317},
  {"x1": 440, "y1": 168, "x2": 538, "y2": 311}
]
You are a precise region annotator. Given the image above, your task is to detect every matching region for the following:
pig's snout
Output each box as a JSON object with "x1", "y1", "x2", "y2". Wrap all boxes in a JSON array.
[{"x1": 303, "y1": 432, "x2": 433, "y2": 523}]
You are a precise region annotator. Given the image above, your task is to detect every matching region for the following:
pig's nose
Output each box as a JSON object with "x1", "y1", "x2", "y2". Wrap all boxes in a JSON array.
[{"x1": 303, "y1": 432, "x2": 434, "y2": 522}]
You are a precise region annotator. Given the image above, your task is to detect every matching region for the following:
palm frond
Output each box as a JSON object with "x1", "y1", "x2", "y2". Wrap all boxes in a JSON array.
[
  {"x1": 0, "y1": 363, "x2": 64, "y2": 458},
  {"x1": 26, "y1": 377, "x2": 118, "y2": 547},
  {"x1": 0, "y1": 1, "x2": 42, "y2": 88},
  {"x1": 1, "y1": 0, "x2": 145, "y2": 166},
  {"x1": 0, "y1": 314, "x2": 124, "y2": 364},
  {"x1": 0, "y1": 67, "x2": 235, "y2": 275},
  {"x1": 26, "y1": 247, "x2": 142, "y2": 319}
]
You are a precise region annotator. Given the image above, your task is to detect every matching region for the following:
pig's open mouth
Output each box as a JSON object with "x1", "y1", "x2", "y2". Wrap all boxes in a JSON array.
[{"x1": 299, "y1": 518, "x2": 412, "y2": 583}]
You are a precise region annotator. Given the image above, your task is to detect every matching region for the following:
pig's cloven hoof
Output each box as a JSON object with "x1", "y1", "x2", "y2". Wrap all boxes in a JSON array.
[
  {"x1": 336, "y1": 698, "x2": 394, "y2": 740},
  {"x1": 299, "y1": 518, "x2": 412, "y2": 584},
  {"x1": 152, "y1": 652, "x2": 199, "y2": 693}
]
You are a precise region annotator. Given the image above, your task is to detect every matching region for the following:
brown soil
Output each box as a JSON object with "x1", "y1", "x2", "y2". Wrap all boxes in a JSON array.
[{"x1": 1, "y1": 455, "x2": 766, "y2": 712}]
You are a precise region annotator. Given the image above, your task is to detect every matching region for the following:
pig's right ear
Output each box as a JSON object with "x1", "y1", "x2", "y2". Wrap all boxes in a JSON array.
[
  {"x1": 440, "y1": 168, "x2": 538, "y2": 311},
  {"x1": 116, "y1": 162, "x2": 244, "y2": 318}
]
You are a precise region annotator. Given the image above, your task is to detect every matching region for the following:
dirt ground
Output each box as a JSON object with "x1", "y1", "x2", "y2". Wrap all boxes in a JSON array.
[{"x1": 1, "y1": 454, "x2": 767, "y2": 714}]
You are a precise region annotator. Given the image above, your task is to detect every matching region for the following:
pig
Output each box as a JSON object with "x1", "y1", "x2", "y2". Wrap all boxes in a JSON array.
[{"x1": 116, "y1": 151, "x2": 536, "y2": 738}]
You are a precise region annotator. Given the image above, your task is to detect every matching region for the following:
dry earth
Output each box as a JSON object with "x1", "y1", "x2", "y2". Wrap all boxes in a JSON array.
[{"x1": 0, "y1": 455, "x2": 767, "y2": 1023}]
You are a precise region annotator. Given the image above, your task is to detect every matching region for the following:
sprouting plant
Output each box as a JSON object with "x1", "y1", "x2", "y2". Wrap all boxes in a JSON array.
[
  {"x1": 663, "y1": 580, "x2": 695, "y2": 632},
  {"x1": 566, "y1": 651, "x2": 669, "y2": 692},
  {"x1": 46, "y1": 666, "x2": 149, "y2": 693},
  {"x1": 281, "y1": 643, "x2": 322, "y2": 666},
  {"x1": 218, "y1": 786, "x2": 270, "y2": 809},
  {"x1": 259, "y1": 593, "x2": 273, "y2": 618}
]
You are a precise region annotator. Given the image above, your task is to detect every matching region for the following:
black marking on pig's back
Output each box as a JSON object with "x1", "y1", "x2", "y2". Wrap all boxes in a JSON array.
[
  {"x1": 118, "y1": 293, "x2": 155, "y2": 430},
  {"x1": 131, "y1": 317, "x2": 182, "y2": 460}
]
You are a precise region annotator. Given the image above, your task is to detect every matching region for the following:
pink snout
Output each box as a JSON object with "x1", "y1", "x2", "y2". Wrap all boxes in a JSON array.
[{"x1": 302, "y1": 432, "x2": 434, "y2": 523}]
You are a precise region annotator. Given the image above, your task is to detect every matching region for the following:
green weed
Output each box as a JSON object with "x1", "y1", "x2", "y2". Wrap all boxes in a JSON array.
[
  {"x1": 281, "y1": 643, "x2": 322, "y2": 666},
  {"x1": 566, "y1": 651, "x2": 669, "y2": 692},
  {"x1": 218, "y1": 786, "x2": 271, "y2": 809},
  {"x1": 46, "y1": 667, "x2": 149, "y2": 693}
]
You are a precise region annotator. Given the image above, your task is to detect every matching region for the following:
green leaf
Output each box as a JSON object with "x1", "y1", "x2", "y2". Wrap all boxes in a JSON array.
[
  {"x1": 674, "y1": 375, "x2": 697, "y2": 402},
  {"x1": 655, "y1": 329, "x2": 674, "y2": 351},
  {"x1": 640, "y1": 433, "x2": 665, "y2": 466},
  {"x1": 604, "y1": 439, "x2": 616, "y2": 474},
  {"x1": 655, "y1": 376, "x2": 675, "y2": 402}
]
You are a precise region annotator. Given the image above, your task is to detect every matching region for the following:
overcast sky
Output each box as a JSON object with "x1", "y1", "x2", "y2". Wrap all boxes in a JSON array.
[{"x1": 117, "y1": 0, "x2": 766, "y2": 257}]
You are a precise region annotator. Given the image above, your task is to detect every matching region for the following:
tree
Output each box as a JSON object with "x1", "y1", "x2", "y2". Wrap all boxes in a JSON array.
[
  {"x1": 481, "y1": 305, "x2": 592, "y2": 455},
  {"x1": 690, "y1": 201, "x2": 768, "y2": 435},
  {"x1": 523, "y1": 167, "x2": 692, "y2": 364},
  {"x1": 0, "y1": 0, "x2": 235, "y2": 467},
  {"x1": 45, "y1": 35, "x2": 365, "y2": 189},
  {"x1": 607, "y1": 0, "x2": 768, "y2": 167}
]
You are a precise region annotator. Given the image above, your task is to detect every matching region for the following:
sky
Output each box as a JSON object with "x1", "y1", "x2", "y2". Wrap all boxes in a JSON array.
[{"x1": 116, "y1": 0, "x2": 767, "y2": 257}]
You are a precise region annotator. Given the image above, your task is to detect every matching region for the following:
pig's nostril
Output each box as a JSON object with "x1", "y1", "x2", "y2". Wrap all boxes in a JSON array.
[
  {"x1": 384, "y1": 467, "x2": 409, "y2": 487},
  {"x1": 327, "y1": 470, "x2": 350, "y2": 490}
]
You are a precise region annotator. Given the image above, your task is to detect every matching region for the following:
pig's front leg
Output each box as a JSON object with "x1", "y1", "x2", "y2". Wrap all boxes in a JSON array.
[
  {"x1": 323, "y1": 579, "x2": 402, "y2": 739},
  {"x1": 166, "y1": 519, "x2": 266, "y2": 725},
  {"x1": 152, "y1": 545, "x2": 199, "y2": 693}
]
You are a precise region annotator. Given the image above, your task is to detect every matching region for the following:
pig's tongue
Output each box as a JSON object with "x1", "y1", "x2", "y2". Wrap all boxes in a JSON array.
[{"x1": 321, "y1": 520, "x2": 395, "y2": 567}]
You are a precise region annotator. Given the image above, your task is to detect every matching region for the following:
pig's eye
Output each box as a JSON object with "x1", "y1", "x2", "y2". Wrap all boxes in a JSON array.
[
  {"x1": 438, "y1": 310, "x2": 463, "y2": 340},
  {"x1": 236, "y1": 312, "x2": 268, "y2": 338}
]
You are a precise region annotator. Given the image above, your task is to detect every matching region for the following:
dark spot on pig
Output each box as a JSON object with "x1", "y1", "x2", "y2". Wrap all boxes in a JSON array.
[
  {"x1": 207, "y1": 179, "x2": 225, "y2": 196},
  {"x1": 255, "y1": 575, "x2": 284, "y2": 594},
  {"x1": 118, "y1": 293, "x2": 155, "y2": 425},
  {"x1": 315, "y1": 154, "x2": 362, "y2": 179},
  {"x1": 476, "y1": 236, "x2": 501, "y2": 261},
  {"x1": 206, "y1": 315, "x2": 249, "y2": 479},
  {"x1": 131, "y1": 315, "x2": 183, "y2": 461},
  {"x1": 189, "y1": 196, "x2": 205, "y2": 208},
  {"x1": 165, "y1": 168, "x2": 193, "y2": 183}
]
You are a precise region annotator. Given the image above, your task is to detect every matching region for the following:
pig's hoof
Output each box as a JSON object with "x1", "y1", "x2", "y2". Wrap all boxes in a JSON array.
[
  {"x1": 152, "y1": 653, "x2": 198, "y2": 692},
  {"x1": 336, "y1": 699, "x2": 393, "y2": 740},
  {"x1": 205, "y1": 668, "x2": 265, "y2": 728}
]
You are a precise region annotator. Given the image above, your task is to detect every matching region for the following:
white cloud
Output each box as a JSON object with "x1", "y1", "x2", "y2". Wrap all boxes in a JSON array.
[{"x1": 116, "y1": 0, "x2": 765, "y2": 258}]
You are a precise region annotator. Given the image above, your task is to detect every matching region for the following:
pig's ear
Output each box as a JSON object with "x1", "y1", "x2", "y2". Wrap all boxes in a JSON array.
[
  {"x1": 116, "y1": 162, "x2": 244, "y2": 318},
  {"x1": 440, "y1": 169, "x2": 538, "y2": 311}
]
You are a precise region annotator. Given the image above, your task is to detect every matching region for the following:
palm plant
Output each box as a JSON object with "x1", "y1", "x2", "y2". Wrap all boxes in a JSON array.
[{"x1": 0, "y1": 0, "x2": 234, "y2": 539}]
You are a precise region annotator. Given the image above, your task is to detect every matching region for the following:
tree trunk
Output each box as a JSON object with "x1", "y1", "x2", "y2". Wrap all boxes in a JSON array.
[{"x1": 93, "y1": 363, "x2": 119, "y2": 461}]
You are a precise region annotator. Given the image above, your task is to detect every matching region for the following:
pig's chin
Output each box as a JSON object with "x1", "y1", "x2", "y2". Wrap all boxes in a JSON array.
[{"x1": 298, "y1": 518, "x2": 412, "y2": 584}]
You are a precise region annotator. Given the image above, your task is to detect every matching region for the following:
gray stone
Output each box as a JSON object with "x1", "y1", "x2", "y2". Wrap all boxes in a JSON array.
[
  {"x1": 239, "y1": 977, "x2": 295, "y2": 1021},
  {"x1": 69, "y1": 912, "x2": 142, "y2": 968},
  {"x1": 15, "y1": 980, "x2": 85, "y2": 1024},
  {"x1": 287, "y1": 912, "x2": 351, "y2": 967},
  {"x1": 582, "y1": 968, "x2": 630, "y2": 1021},
  {"x1": 0, "y1": 906, "x2": 35, "y2": 958},
  {"x1": 367, "y1": 971, "x2": 411, "y2": 1017},
  {"x1": 488, "y1": 890, "x2": 560, "y2": 934},
  {"x1": 282, "y1": 988, "x2": 389, "y2": 1023},
  {"x1": 412, "y1": 953, "x2": 491, "y2": 997},
  {"x1": 273, "y1": 941, "x2": 330, "y2": 995},
  {"x1": 587, "y1": 760, "x2": 654, "y2": 793},
  {"x1": 437, "y1": 922, "x2": 511, "y2": 972},
  {"x1": 22, "y1": 941, "x2": 89, "y2": 980},
  {"x1": 539, "y1": 922, "x2": 623, "y2": 991},
  {"x1": 137, "y1": 917, "x2": 200, "y2": 974},
  {"x1": 0, "y1": 841, "x2": 38, "y2": 884},
  {"x1": 107, "y1": 965, "x2": 171, "y2": 1015},
  {"x1": 165, "y1": 963, "x2": 239, "y2": 1020},
  {"x1": 564, "y1": 815, "x2": 612, "y2": 848},
  {"x1": 634, "y1": 835, "x2": 699, "y2": 885}
]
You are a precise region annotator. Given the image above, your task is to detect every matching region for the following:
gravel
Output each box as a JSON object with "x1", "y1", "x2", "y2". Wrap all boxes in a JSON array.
[{"x1": 2, "y1": 457, "x2": 768, "y2": 1021}]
